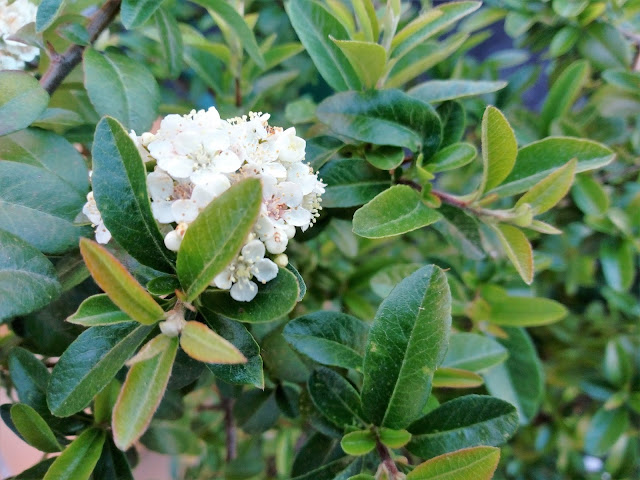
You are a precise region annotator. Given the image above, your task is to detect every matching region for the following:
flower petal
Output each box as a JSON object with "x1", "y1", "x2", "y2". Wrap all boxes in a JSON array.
[
  {"x1": 251, "y1": 259, "x2": 278, "y2": 283},
  {"x1": 230, "y1": 279, "x2": 258, "y2": 302}
]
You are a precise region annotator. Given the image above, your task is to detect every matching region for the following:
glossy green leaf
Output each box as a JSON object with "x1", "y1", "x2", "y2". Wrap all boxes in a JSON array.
[
  {"x1": 408, "y1": 395, "x2": 518, "y2": 458},
  {"x1": 515, "y1": 158, "x2": 576, "y2": 215},
  {"x1": 177, "y1": 178, "x2": 262, "y2": 302},
  {"x1": 320, "y1": 158, "x2": 391, "y2": 208},
  {"x1": 67, "y1": 294, "x2": 130, "y2": 326},
  {"x1": 36, "y1": 0, "x2": 65, "y2": 32},
  {"x1": 180, "y1": 321, "x2": 246, "y2": 364},
  {"x1": 479, "y1": 106, "x2": 517, "y2": 194},
  {"x1": 409, "y1": 80, "x2": 507, "y2": 103},
  {"x1": 483, "y1": 327, "x2": 544, "y2": 425},
  {"x1": 154, "y1": 7, "x2": 184, "y2": 78},
  {"x1": 113, "y1": 335, "x2": 178, "y2": 450},
  {"x1": 93, "y1": 438, "x2": 134, "y2": 480},
  {"x1": 80, "y1": 239, "x2": 164, "y2": 325},
  {"x1": 43, "y1": 428, "x2": 105, "y2": 480},
  {"x1": 487, "y1": 297, "x2": 568, "y2": 326},
  {"x1": 364, "y1": 146, "x2": 405, "y2": 170},
  {"x1": 10, "y1": 403, "x2": 61, "y2": 452},
  {"x1": 361, "y1": 265, "x2": 451, "y2": 429},
  {"x1": 571, "y1": 174, "x2": 609, "y2": 216},
  {"x1": 492, "y1": 137, "x2": 615, "y2": 197},
  {"x1": 331, "y1": 39, "x2": 386, "y2": 89},
  {"x1": 83, "y1": 49, "x2": 160, "y2": 132},
  {"x1": 309, "y1": 367, "x2": 366, "y2": 428},
  {"x1": 285, "y1": 0, "x2": 360, "y2": 91},
  {"x1": 353, "y1": 185, "x2": 442, "y2": 239},
  {"x1": 379, "y1": 428, "x2": 412, "y2": 449},
  {"x1": 442, "y1": 333, "x2": 507, "y2": 372},
  {"x1": 431, "y1": 143, "x2": 477, "y2": 173},
  {"x1": 340, "y1": 430, "x2": 376, "y2": 456},
  {"x1": 0, "y1": 229, "x2": 61, "y2": 322},
  {"x1": 541, "y1": 60, "x2": 590, "y2": 134},
  {"x1": 433, "y1": 368, "x2": 484, "y2": 388},
  {"x1": 91, "y1": 117, "x2": 176, "y2": 271},
  {"x1": 600, "y1": 239, "x2": 635, "y2": 292},
  {"x1": 47, "y1": 322, "x2": 153, "y2": 417},
  {"x1": 407, "y1": 446, "x2": 500, "y2": 480},
  {"x1": 317, "y1": 89, "x2": 442, "y2": 154},
  {"x1": 491, "y1": 224, "x2": 533, "y2": 285},
  {"x1": 585, "y1": 407, "x2": 630, "y2": 456},
  {"x1": 121, "y1": 0, "x2": 163, "y2": 28},
  {"x1": 199, "y1": 267, "x2": 299, "y2": 323},
  {"x1": 283, "y1": 311, "x2": 369, "y2": 371},
  {"x1": 0, "y1": 71, "x2": 49, "y2": 136}
]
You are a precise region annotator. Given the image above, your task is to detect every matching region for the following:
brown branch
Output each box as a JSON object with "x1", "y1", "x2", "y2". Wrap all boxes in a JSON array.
[
  {"x1": 376, "y1": 441, "x2": 402, "y2": 479},
  {"x1": 234, "y1": 77, "x2": 242, "y2": 107},
  {"x1": 39, "y1": 0, "x2": 122, "y2": 95},
  {"x1": 223, "y1": 397, "x2": 237, "y2": 462}
]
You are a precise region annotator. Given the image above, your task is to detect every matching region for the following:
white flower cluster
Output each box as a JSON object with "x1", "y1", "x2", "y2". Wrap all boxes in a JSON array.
[
  {"x1": 0, "y1": 0, "x2": 39, "y2": 70},
  {"x1": 85, "y1": 107, "x2": 325, "y2": 302}
]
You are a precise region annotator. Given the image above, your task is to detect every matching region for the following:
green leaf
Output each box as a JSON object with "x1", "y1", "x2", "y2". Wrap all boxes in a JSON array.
[
  {"x1": 193, "y1": 0, "x2": 265, "y2": 68},
  {"x1": 483, "y1": 327, "x2": 544, "y2": 425},
  {"x1": 408, "y1": 395, "x2": 518, "y2": 458},
  {"x1": 12, "y1": 459, "x2": 56, "y2": 480},
  {"x1": 8, "y1": 347, "x2": 50, "y2": 415},
  {"x1": 600, "y1": 239, "x2": 635, "y2": 292},
  {"x1": 262, "y1": 331, "x2": 310, "y2": 383},
  {"x1": 320, "y1": 158, "x2": 391, "y2": 208},
  {"x1": 585, "y1": 407, "x2": 630, "y2": 456},
  {"x1": 515, "y1": 158, "x2": 576, "y2": 215},
  {"x1": 479, "y1": 106, "x2": 517, "y2": 194},
  {"x1": 93, "y1": 438, "x2": 134, "y2": 480},
  {"x1": 121, "y1": 0, "x2": 163, "y2": 28},
  {"x1": 141, "y1": 421, "x2": 205, "y2": 456},
  {"x1": 353, "y1": 0, "x2": 378, "y2": 41},
  {"x1": 285, "y1": 0, "x2": 361, "y2": 91},
  {"x1": 577, "y1": 23, "x2": 632, "y2": 70},
  {"x1": 0, "y1": 229, "x2": 61, "y2": 322},
  {"x1": 177, "y1": 178, "x2": 262, "y2": 302},
  {"x1": 308, "y1": 367, "x2": 366, "y2": 428},
  {"x1": 540, "y1": 60, "x2": 590, "y2": 134},
  {"x1": 340, "y1": 430, "x2": 376, "y2": 456},
  {"x1": 406, "y1": 446, "x2": 500, "y2": 480},
  {"x1": 283, "y1": 311, "x2": 369, "y2": 371},
  {"x1": 602, "y1": 69, "x2": 640, "y2": 93},
  {"x1": 353, "y1": 185, "x2": 442, "y2": 239},
  {"x1": 180, "y1": 321, "x2": 246, "y2": 364},
  {"x1": 442, "y1": 333, "x2": 507, "y2": 372},
  {"x1": 10, "y1": 403, "x2": 61, "y2": 452},
  {"x1": 431, "y1": 205, "x2": 484, "y2": 261},
  {"x1": 491, "y1": 224, "x2": 533, "y2": 285},
  {"x1": 154, "y1": 7, "x2": 184, "y2": 78},
  {"x1": 370, "y1": 263, "x2": 423, "y2": 299},
  {"x1": 492, "y1": 137, "x2": 615, "y2": 197},
  {"x1": 361, "y1": 265, "x2": 451, "y2": 429},
  {"x1": 433, "y1": 368, "x2": 484, "y2": 388},
  {"x1": 330, "y1": 39, "x2": 386, "y2": 89},
  {"x1": 202, "y1": 310, "x2": 264, "y2": 389},
  {"x1": 317, "y1": 89, "x2": 442, "y2": 154},
  {"x1": 408, "y1": 80, "x2": 507, "y2": 103},
  {"x1": 365, "y1": 145, "x2": 405, "y2": 170},
  {"x1": 549, "y1": 26, "x2": 580, "y2": 57},
  {"x1": 36, "y1": 0, "x2": 65, "y2": 32},
  {"x1": 431, "y1": 143, "x2": 477, "y2": 173},
  {"x1": 67, "y1": 294, "x2": 130, "y2": 326},
  {"x1": 93, "y1": 379, "x2": 120, "y2": 425},
  {"x1": 379, "y1": 428, "x2": 412, "y2": 449},
  {"x1": 83, "y1": 49, "x2": 160, "y2": 132},
  {"x1": 112, "y1": 335, "x2": 178, "y2": 450},
  {"x1": 234, "y1": 389, "x2": 280, "y2": 434},
  {"x1": 437, "y1": 101, "x2": 466, "y2": 148},
  {"x1": 571, "y1": 174, "x2": 609, "y2": 216},
  {"x1": 199, "y1": 267, "x2": 299, "y2": 323},
  {"x1": 0, "y1": 71, "x2": 49, "y2": 137},
  {"x1": 47, "y1": 322, "x2": 153, "y2": 417},
  {"x1": 486, "y1": 296, "x2": 568, "y2": 327},
  {"x1": 43, "y1": 428, "x2": 106, "y2": 480},
  {"x1": 306, "y1": 136, "x2": 344, "y2": 170},
  {"x1": 79, "y1": 239, "x2": 164, "y2": 325}
]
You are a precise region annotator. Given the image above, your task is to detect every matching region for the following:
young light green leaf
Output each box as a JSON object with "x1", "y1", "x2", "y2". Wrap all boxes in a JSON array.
[
  {"x1": 379, "y1": 428, "x2": 412, "y2": 449},
  {"x1": 10, "y1": 403, "x2": 61, "y2": 452},
  {"x1": 487, "y1": 297, "x2": 568, "y2": 327},
  {"x1": 540, "y1": 60, "x2": 590, "y2": 134},
  {"x1": 113, "y1": 335, "x2": 179, "y2": 450},
  {"x1": 515, "y1": 158, "x2": 577, "y2": 214},
  {"x1": 317, "y1": 89, "x2": 442, "y2": 154},
  {"x1": 352, "y1": 185, "x2": 442, "y2": 239},
  {"x1": 93, "y1": 378, "x2": 120, "y2": 424},
  {"x1": 340, "y1": 430, "x2": 376, "y2": 456},
  {"x1": 571, "y1": 174, "x2": 609, "y2": 216},
  {"x1": 0, "y1": 230, "x2": 61, "y2": 322},
  {"x1": 67, "y1": 294, "x2": 130, "y2": 327},
  {"x1": 308, "y1": 367, "x2": 366, "y2": 428},
  {"x1": 442, "y1": 333, "x2": 507, "y2": 372},
  {"x1": 431, "y1": 143, "x2": 477, "y2": 173},
  {"x1": 79, "y1": 238, "x2": 164, "y2": 325},
  {"x1": 285, "y1": 0, "x2": 361, "y2": 91},
  {"x1": 491, "y1": 224, "x2": 533, "y2": 285},
  {"x1": 407, "y1": 446, "x2": 500, "y2": 479},
  {"x1": 47, "y1": 323, "x2": 153, "y2": 417},
  {"x1": 408, "y1": 80, "x2": 507, "y2": 103},
  {"x1": 330, "y1": 39, "x2": 386, "y2": 89},
  {"x1": 177, "y1": 178, "x2": 262, "y2": 302},
  {"x1": 353, "y1": 0, "x2": 378, "y2": 41},
  {"x1": 491, "y1": 137, "x2": 615, "y2": 197},
  {"x1": 36, "y1": 0, "x2": 65, "y2": 32},
  {"x1": 283, "y1": 311, "x2": 369, "y2": 371},
  {"x1": 479, "y1": 106, "x2": 517, "y2": 194},
  {"x1": 549, "y1": 26, "x2": 580, "y2": 57},
  {"x1": 154, "y1": 7, "x2": 184, "y2": 78},
  {"x1": 180, "y1": 321, "x2": 247, "y2": 364},
  {"x1": 408, "y1": 395, "x2": 518, "y2": 458},
  {"x1": 0, "y1": 71, "x2": 49, "y2": 136},
  {"x1": 43, "y1": 428, "x2": 106, "y2": 480},
  {"x1": 320, "y1": 158, "x2": 391, "y2": 208},
  {"x1": 361, "y1": 265, "x2": 451, "y2": 429},
  {"x1": 126, "y1": 334, "x2": 171, "y2": 366},
  {"x1": 433, "y1": 368, "x2": 484, "y2": 388}
]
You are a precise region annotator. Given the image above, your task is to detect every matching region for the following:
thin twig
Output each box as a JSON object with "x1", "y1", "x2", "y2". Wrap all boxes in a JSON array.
[
  {"x1": 222, "y1": 396, "x2": 237, "y2": 462},
  {"x1": 376, "y1": 441, "x2": 402, "y2": 479},
  {"x1": 235, "y1": 77, "x2": 242, "y2": 107},
  {"x1": 39, "y1": 0, "x2": 122, "y2": 95}
]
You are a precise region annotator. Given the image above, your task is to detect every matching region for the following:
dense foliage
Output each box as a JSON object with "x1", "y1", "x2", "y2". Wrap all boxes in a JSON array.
[{"x1": 0, "y1": 0, "x2": 638, "y2": 479}]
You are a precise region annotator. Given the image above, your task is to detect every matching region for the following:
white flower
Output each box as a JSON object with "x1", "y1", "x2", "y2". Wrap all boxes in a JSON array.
[
  {"x1": 212, "y1": 239, "x2": 278, "y2": 302},
  {"x1": 0, "y1": 0, "x2": 39, "y2": 70},
  {"x1": 164, "y1": 222, "x2": 188, "y2": 252},
  {"x1": 82, "y1": 192, "x2": 111, "y2": 244}
]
